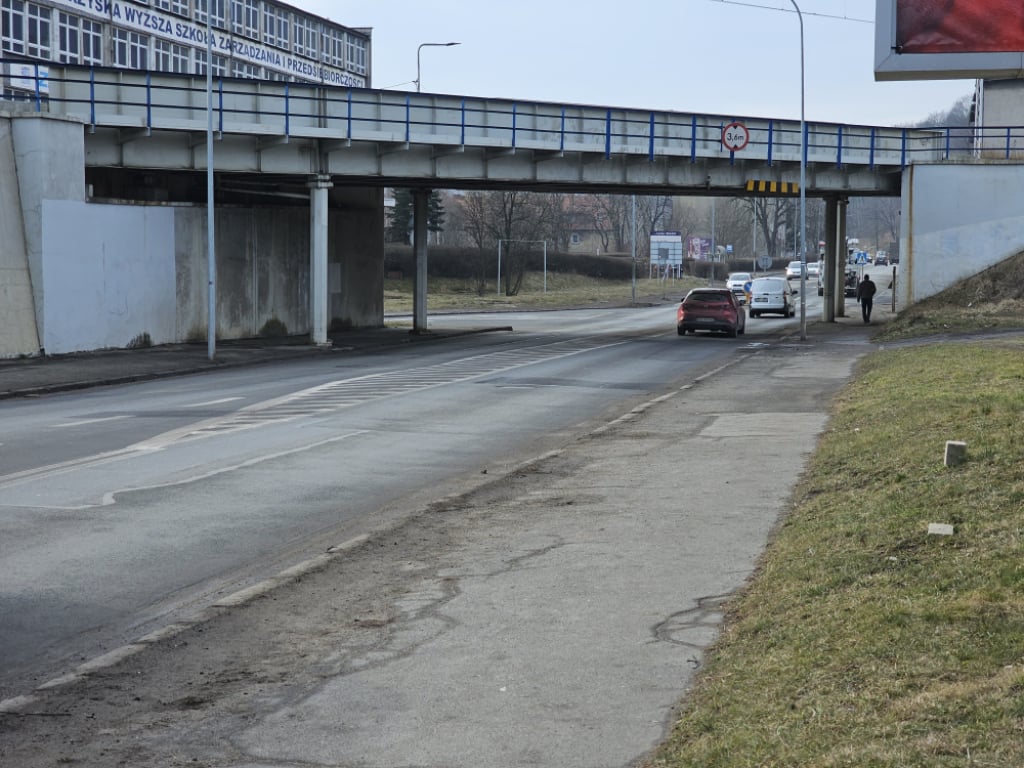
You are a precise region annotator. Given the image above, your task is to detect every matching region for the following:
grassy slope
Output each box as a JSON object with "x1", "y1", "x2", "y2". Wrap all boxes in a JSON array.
[
  {"x1": 646, "y1": 254, "x2": 1024, "y2": 767},
  {"x1": 877, "y1": 250, "x2": 1024, "y2": 339}
]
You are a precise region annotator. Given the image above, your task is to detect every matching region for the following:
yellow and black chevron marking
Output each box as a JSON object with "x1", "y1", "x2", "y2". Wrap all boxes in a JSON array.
[{"x1": 744, "y1": 180, "x2": 799, "y2": 196}]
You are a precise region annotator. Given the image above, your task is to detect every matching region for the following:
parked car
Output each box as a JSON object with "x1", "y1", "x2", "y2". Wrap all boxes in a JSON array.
[
  {"x1": 677, "y1": 288, "x2": 746, "y2": 337},
  {"x1": 816, "y1": 267, "x2": 861, "y2": 297},
  {"x1": 785, "y1": 260, "x2": 803, "y2": 279},
  {"x1": 806, "y1": 261, "x2": 821, "y2": 278},
  {"x1": 725, "y1": 272, "x2": 753, "y2": 304},
  {"x1": 749, "y1": 276, "x2": 797, "y2": 318}
]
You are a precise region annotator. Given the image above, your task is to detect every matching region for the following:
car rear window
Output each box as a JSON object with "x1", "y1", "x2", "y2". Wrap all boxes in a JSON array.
[{"x1": 685, "y1": 290, "x2": 732, "y2": 303}]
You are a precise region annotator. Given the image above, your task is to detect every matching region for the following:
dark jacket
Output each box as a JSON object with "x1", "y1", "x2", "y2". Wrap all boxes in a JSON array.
[{"x1": 856, "y1": 277, "x2": 876, "y2": 302}]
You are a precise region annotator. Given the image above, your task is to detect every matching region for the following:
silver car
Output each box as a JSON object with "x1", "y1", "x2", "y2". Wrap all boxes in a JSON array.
[
  {"x1": 749, "y1": 276, "x2": 797, "y2": 318},
  {"x1": 725, "y1": 272, "x2": 752, "y2": 304}
]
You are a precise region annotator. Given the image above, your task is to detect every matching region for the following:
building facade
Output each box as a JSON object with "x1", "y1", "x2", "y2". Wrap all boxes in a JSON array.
[{"x1": 1, "y1": 0, "x2": 370, "y2": 97}]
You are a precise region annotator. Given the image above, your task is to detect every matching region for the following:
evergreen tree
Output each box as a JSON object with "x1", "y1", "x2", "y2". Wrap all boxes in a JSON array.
[
  {"x1": 387, "y1": 189, "x2": 414, "y2": 244},
  {"x1": 427, "y1": 191, "x2": 446, "y2": 237},
  {"x1": 387, "y1": 189, "x2": 447, "y2": 244}
]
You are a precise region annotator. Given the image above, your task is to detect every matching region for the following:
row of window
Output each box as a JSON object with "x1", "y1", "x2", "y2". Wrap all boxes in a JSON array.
[{"x1": 1, "y1": 0, "x2": 368, "y2": 74}]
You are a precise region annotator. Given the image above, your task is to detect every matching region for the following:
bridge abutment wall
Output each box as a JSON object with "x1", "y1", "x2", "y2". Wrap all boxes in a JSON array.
[
  {"x1": 901, "y1": 163, "x2": 1024, "y2": 307},
  {"x1": 0, "y1": 113, "x2": 384, "y2": 356}
]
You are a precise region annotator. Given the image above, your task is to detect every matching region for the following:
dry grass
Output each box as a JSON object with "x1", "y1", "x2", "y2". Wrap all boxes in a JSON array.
[
  {"x1": 877, "y1": 250, "x2": 1024, "y2": 340},
  {"x1": 646, "y1": 337, "x2": 1024, "y2": 766},
  {"x1": 383, "y1": 273, "x2": 701, "y2": 314}
]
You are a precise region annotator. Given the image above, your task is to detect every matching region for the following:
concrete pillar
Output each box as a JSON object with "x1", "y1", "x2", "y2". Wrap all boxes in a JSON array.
[
  {"x1": 822, "y1": 197, "x2": 837, "y2": 322},
  {"x1": 309, "y1": 174, "x2": 333, "y2": 346},
  {"x1": 412, "y1": 188, "x2": 429, "y2": 334},
  {"x1": 835, "y1": 197, "x2": 848, "y2": 318},
  {"x1": 0, "y1": 117, "x2": 40, "y2": 356}
]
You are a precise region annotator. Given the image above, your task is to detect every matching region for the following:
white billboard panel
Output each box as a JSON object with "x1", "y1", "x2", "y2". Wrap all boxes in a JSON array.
[{"x1": 875, "y1": 0, "x2": 1024, "y2": 81}]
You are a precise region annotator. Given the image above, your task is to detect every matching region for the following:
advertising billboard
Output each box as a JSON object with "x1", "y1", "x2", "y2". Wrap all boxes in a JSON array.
[{"x1": 875, "y1": 0, "x2": 1024, "y2": 81}]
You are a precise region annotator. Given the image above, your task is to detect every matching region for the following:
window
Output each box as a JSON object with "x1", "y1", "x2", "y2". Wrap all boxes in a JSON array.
[
  {"x1": 293, "y1": 15, "x2": 317, "y2": 58},
  {"x1": 154, "y1": 0, "x2": 189, "y2": 14},
  {"x1": 231, "y1": 0, "x2": 258, "y2": 38},
  {"x1": 231, "y1": 60, "x2": 261, "y2": 78},
  {"x1": 57, "y1": 11, "x2": 78, "y2": 63},
  {"x1": 154, "y1": 39, "x2": 189, "y2": 73},
  {"x1": 196, "y1": 0, "x2": 226, "y2": 29},
  {"x1": 113, "y1": 28, "x2": 149, "y2": 69},
  {"x1": 346, "y1": 34, "x2": 367, "y2": 76},
  {"x1": 81, "y1": 18, "x2": 101, "y2": 65},
  {"x1": 195, "y1": 50, "x2": 226, "y2": 77},
  {"x1": 25, "y1": 1, "x2": 49, "y2": 58},
  {"x1": 322, "y1": 28, "x2": 344, "y2": 67},
  {"x1": 570, "y1": 233, "x2": 582, "y2": 245},
  {"x1": 56, "y1": 13, "x2": 103, "y2": 66},
  {"x1": 2, "y1": 0, "x2": 26, "y2": 56},
  {"x1": 262, "y1": 5, "x2": 287, "y2": 48}
]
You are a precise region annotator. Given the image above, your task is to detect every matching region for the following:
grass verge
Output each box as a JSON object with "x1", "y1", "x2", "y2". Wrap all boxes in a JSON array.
[
  {"x1": 383, "y1": 273, "x2": 701, "y2": 314},
  {"x1": 646, "y1": 338, "x2": 1024, "y2": 767}
]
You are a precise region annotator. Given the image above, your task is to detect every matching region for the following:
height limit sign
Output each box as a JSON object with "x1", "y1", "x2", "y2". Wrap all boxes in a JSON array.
[{"x1": 721, "y1": 122, "x2": 749, "y2": 152}]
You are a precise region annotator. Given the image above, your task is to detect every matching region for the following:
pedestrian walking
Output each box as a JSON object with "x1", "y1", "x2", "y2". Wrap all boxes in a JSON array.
[{"x1": 856, "y1": 274, "x2": 877, "y2": 324}]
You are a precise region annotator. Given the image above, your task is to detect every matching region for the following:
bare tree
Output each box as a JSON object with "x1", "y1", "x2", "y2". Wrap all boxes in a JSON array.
[
  {"x1": 749, "y1": 197, "x2": 790, "y2": 261},
  {"x1": 457, "y1": 190, "x2": 557, "y2": 295}
]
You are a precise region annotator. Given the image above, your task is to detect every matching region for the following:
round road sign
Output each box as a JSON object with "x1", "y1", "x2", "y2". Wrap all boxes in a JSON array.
[
  {"x1": 757, "y1": 254, "x2": 772, "y2": 270},
  {"x1": 722, "y1": 122, "x2": 749, "y2": 152}
]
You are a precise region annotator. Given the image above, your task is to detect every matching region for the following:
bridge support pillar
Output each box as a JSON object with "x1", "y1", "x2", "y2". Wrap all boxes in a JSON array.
[
  {"x1": 412, "y1": 189, "x2": 429, "y2": 334},
  {"x1": 822, "y1": 197, "x2": 837, "y2": 322},
  {"x1": 835, "y1": 197, "x2": 849, "y2": 318},
  {"x1": 309, "y1": 174, "x2": 333, "y2": 346}
]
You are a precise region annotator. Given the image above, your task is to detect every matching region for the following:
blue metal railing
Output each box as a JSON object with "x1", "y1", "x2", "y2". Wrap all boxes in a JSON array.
[{"x1": 6, "y1": 61, "x2": 1024, "y2": 167}]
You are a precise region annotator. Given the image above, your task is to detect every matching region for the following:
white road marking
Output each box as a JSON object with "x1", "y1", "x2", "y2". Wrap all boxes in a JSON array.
[
  {"x1": 185, "y1": 397, "x2": 244, "y2": 407},
  {"x1": 51, "y1": 415, "x2": 132, "y2": 428},
  {"x1": 99, "y1": 431, "x2": 369, "y2": 507}
]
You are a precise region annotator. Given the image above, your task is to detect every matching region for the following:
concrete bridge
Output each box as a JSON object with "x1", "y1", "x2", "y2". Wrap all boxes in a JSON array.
[
  {"x1": 0, "y1": 63, "x2": 1019, "y2": 357},
  {"x1": 33, "y1": 64, "x2": 955, "y2": 195}
]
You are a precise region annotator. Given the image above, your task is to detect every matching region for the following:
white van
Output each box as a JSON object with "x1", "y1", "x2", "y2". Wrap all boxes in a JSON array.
[{"x1": 749, "y1": 277, "x2": 797, "y2": 318}]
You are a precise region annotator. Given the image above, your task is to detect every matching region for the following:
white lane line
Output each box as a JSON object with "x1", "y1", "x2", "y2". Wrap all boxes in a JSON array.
[
  {"x1": 185, "y1": 397, "x2": 244, "y2": 408},
  {"x1": 0, "y1": 445, "x2": 161, "y2": 489},
  {"x1": 99, "y1": 430, "x2": 369, "y2": 507},
  {"x1": 51, "y1": 415, "x2": 132, "y2": 428}
]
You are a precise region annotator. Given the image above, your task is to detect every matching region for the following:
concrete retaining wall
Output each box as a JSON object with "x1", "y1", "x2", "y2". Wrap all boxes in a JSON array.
[
  {"x1": 900, "y1": 163, "x2": 1024, "y2": 306},
  {"x1": 175, "y1": 207, "x2": 311, "y2": 342},
  {"x1": 43, "y1": 201, "x2": 176, "y2": 353},
  {"x1": 0, "y1": 112, "x2": 384, "y2": 355}
]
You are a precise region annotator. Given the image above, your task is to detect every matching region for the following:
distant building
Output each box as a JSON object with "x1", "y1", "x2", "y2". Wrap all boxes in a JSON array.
[{"x1": 1, "y1": 0, "x2": 370, "y2": 98}]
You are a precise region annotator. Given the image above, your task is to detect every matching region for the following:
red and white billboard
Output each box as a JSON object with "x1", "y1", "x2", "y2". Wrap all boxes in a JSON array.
[{"x1": 875, "y1": 0, "x2": 1024, "y2": 80}]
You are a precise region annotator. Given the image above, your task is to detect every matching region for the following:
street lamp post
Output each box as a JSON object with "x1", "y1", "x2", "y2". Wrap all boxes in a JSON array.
[
  {"x1": 205, "y1": 5, "x2": 216, "y2": 360},
  {"x1": 416, "y1": 42, "x2": 460, "y2": 93},
  {"x1": 790, "y1": 0, "x2": 808, "y2": 341}
]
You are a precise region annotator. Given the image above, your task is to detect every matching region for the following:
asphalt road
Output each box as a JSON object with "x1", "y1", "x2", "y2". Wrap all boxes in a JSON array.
[
  {"x1": 0, "y1": 302, "x2": 816, "y2": 700},
  {"x1": 0, "y1": 293, "x2": 888, "y2": 767}
]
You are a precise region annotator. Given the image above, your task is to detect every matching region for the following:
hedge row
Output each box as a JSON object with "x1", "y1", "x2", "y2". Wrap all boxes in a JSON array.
[{"x1": 383, "y1": 246, "x2": 790, "y2": 281}]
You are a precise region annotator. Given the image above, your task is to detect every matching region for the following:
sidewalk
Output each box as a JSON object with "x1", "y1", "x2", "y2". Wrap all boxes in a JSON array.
[{"x1": 0, "y1": 308, "x2": 892, "y2": 768}]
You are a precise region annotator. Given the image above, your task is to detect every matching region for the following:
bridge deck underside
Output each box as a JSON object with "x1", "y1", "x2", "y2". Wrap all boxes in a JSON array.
[{"x1": 84, "y1": 128, "x2": 903, "y2": 197}]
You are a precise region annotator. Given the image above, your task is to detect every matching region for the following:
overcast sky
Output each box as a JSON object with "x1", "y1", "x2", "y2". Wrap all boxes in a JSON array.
[{"x1": 295, "y1": 0, "x2": 973, "y2": 127}]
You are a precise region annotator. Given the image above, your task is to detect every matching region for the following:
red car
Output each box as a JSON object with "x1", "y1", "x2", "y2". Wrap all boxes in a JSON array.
[{"x1": 676, "y1": 288, "x2": 746, "y2": 338}]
